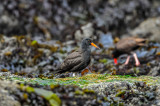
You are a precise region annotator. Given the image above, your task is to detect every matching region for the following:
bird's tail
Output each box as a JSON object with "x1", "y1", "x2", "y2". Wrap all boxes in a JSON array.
[
  {"x1": 53, "y1": 66, "x2": 65, "y2": 74},
  {"x1": 53, "y1": 68, "x2": 62, "y2": 74},
  {"x1": 135, "y1": 38, "x2": 147, "y2": 46}
]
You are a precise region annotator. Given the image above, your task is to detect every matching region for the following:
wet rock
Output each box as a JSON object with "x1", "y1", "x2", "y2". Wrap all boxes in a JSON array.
[
  {"x1": 0, "y1": 36, "x2": 17, "y2": 56},
  {"x1": 12, "y1": 82, "x2": 111, "y2": 106},
  {"x1": 99, "y1": 33, "x2": 114, "y2": 48},
  {"x1": 74, "y1": 23, "x2": 94, "y2": 41},
  {"x1": 128, "y1": 17, "x2": 160, "y2": 42},
  {"x1": 84, "y1": 81, "x2": 160, "y2": 105},
  {"x1": 0, "y1": 0, "x2": 159, "y2": 39},
  {"x1": 0, "y1": 80, "x2": 20, "y2": 106},
  {"x1": 145, "y1": 92, "x2": 155, "y2": 101},
  {"x1": 0, "y1": 36, "x2": 61, "y2": 78},
  {"x1": 148, "y1": 62, "x2": 160, "y2": 76}
]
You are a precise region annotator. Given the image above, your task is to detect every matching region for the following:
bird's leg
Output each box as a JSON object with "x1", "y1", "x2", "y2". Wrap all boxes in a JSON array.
[
  {"x1": 69, "y1": 72, "x2": 73, "y2": 77},
  {"x1": 124, "y1": 56, "x2": 130, "y2": 65},
  {"x1": 81, "y1": 66, "x2": 92, "y2": 76},
  {"x1": 83, "y1": 58, "x2": 93, "y2": 74},
  {"x1": 132, "y1": 52, "x2": 140, "y2": 66}
]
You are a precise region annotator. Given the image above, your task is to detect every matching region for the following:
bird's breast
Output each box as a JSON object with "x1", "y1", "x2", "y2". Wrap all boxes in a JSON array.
[{"x1": 82, "y1": 51, "x2": 91, "y2": 66}]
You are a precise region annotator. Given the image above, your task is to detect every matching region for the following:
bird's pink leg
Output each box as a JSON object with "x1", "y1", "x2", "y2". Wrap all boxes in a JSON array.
[
  {"x1": 124, "y1": 56, "x2": 130, "y2": 65},
  {"x1": 133, "y1": 53, "x2": 140, "y2": 66}
]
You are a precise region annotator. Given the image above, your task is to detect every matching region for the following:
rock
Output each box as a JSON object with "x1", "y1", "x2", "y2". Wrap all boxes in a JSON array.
[
  {"x1": 148, "y1": 62, "x2": 160, "y2": 76},
  {"x1": 0, "y1": 36, "x2": 17, "y2": 56},
  {"x1": 145, "y1": 92, "x2": 155, "y2": 101},
  {"x1": 84, "y1": 81, "x2": 160, "y2": 105},
  {"x1": 74, "y1": 23, "x2": 94, "y2": 41},
  {"x1": 128, "y1": 17, "x2": 160, "y2": 42},
  {"x1": 99, "y1": 33, "x2": 114, "y2": 48},
  {"x1": 0, "y1": 80, "x2": 20, "y2": 106}
]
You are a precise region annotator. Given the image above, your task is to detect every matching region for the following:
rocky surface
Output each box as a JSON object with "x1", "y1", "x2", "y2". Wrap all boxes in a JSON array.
[
  {"x1": 0, "y1": 0, "x2": 160, "y2": 105},
  {"x1": 0, "y1": 78, "x2": 160, "y2": 106},
  {"x1": 0, "y1": 0, "x2": 160, "y2": 39},
  {"x1": 0, "y1": 79, "x2": 120, "y2": 106},
  {"x1": 84, "y1": 81, "x2": 160, "y2": 106},
  {"x1": 125, "y1": 17, "x2": 160, "y2": 42},
  {"x1": 0, "y1": 80, "x2": 20, "y2": 106},
  {"x1": 0, "y1": 34, "x2": 160, "y2": 78}
]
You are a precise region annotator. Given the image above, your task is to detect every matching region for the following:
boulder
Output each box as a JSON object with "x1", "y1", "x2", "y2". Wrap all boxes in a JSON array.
[
  {"x1": 0, "y1": 80, "x2": 20, "y2": 106},
  {"x1": 128, "y1": 17, "x2": 160, "y2": 42}
]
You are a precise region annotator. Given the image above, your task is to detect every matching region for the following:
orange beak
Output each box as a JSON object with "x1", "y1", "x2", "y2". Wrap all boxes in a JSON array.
[
  {"x1": 114, "y1": 58, "x2": 118, "y2": 65},
  {"x1": 91, "y1": 42, "x2": 100, "y2": 49}
]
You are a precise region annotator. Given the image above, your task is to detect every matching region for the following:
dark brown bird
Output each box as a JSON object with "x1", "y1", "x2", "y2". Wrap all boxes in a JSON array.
[
  {"x1": 112, "y1": 37, "x2": 146, "y2": 66},
  {"x1": 54, "y1": 38, "x2": 99, "y2": 74}
]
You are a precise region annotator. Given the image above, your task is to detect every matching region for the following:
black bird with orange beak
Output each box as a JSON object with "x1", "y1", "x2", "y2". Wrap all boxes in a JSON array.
[
  {"x1": 112, "y1": 37, "x2": 146, "y2": 66},
  {"x1": 54, "y1": 38, "x2": 99, "y2": 74}
]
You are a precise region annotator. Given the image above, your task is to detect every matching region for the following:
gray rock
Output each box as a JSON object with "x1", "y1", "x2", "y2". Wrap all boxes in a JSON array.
[
  {"x1": 0, "y1": 36, "x2": 17, "y2": 56},
  {"x1": 74, "y1": 23, "x2": 94, "y2": 41},
  {"x1": 127, "y1": 17, "x2": 160, "y2": 42},
  {"x1": 148, "y1": 63, "x2": 160, "y2": 76},
  {"x1": 0, "y1": 80, "x2": 20, "y2": 106},
  {"x1": 84, "y1": 81, "x2": 160, "y2": 105}
]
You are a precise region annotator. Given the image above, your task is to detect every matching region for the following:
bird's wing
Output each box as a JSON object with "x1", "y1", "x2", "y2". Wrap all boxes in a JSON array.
[
  {"x1": 135, "y1": 38, "x2": 146, "y2": 46},
  {"x1": 63, "y1": 50, "x2": 82, "y2": 62},
  {"x1": 56, "y1": 50, "x2": 83, "y2": 73},
  {"x1": 116, "y1": 37, "x2": 138, "y2": 52}
]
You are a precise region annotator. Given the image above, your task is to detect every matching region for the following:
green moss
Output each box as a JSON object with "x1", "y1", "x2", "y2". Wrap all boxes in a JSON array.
[
  {"x1": 75, "y1": 90, "x2": 84, "y2": 95},
  {"x1": 98, "y1": 75, "x2": 106, "y2": 79},
  {"x1": 26, "y1": 86, "x2": 35, "y2": 93},
  {"x1": 19, "y1": 83, "x2": 25, "y2": 91},
  {"x1": 1, "y1": 74, "x2": 160, "y2": 88},
  {"x1": 99, "y1": 59, "x2": 108, "y2": 63},
  {"x1": 34, "y1": 88, "x2": 61, "y2": 106},
  {"x1": 119, "y1": 102, "x2": 124, "y2": 106},
  {"x1": 31, "y1": 40, "x2": 38, "y2": 46},
  {"x1": 103, "y1": 97, "x2": 108, "y2": 101},
  {"x1": 50, "y1": 84, "x2": 60, "y2": 89},
  {"x1": 83, "y1": 89, "x2": 95, "y2": 94},
  {"x1": 115, "y1": 91, "x2": 126, "y2": 97}
]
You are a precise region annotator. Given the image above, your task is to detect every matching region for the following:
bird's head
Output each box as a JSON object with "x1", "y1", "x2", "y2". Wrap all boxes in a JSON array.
[
  {"x1": 82, "y1": 38, "x2": 100, "y2": 49},
  {"x1": 112, "y1": 49, "x2": 121, "y2": 65}
]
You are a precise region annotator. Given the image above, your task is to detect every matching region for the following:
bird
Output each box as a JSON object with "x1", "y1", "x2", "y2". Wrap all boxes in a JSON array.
[
  {"x1": 54, "y1": 38, "x2": 100, "y2": 74},
  {"x1": 112, "y1": 37, "x2": 146, "y2": 66}
]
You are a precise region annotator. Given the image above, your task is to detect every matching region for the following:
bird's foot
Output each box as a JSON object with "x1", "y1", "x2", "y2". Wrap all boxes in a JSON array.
[
  {"x1": 122, "y1": 63, "x2": 129, "y2": 68},
  {"x1": 132, "y1": 52, "x2": 141, "y2": 67},
  {"x1": 124, "y1": 63, "x2": 128, "y2": 65},
  {"x1": 122, "y1": 64, "x2": 127, "y2": 68},
  {"x1": 69, "y1": 72, "x2": 81, "y2": 77},
  {"x1": 124, "y1": 56, "x2": 130, "y2": 65},
  {"x1": 135, "y1": 62, "x2": 140, "y2": 66},
  {"x1": 69, "y1": 72, "x2": 74, "y2": 77},
  {"x1": 81, "y1": 68, "x2": 92, "y2": 76}
]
